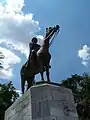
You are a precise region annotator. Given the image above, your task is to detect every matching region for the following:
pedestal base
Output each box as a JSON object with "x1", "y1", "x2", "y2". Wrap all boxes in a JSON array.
[{"x1": 5, "y1": 82, "x2": 78, "y2": 120}]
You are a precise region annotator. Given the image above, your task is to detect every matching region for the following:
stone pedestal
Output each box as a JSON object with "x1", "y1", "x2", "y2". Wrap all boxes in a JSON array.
[{"x1": 5, "y1": 82, "x2": 78, "y2": 120}]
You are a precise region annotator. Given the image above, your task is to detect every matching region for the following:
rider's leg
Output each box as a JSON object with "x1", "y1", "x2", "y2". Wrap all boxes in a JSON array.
[
  {"x1": 25, "y1": 60, "x2": 29, "y2": 68},
  {"x1": 25, "y1": 54, "x2": 30, "y2": 68}
]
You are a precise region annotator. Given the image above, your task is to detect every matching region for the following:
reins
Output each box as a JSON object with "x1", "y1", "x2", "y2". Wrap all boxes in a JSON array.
[{"x1": 49, "y1": 29, "x2": 60, "y2": 47}]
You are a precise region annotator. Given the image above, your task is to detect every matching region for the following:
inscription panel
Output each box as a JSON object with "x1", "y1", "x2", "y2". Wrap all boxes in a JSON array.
[
  {"x1": 32, "y1": 101, "x2": 50, "y2": 119},
  {"x1": 15, "y1": 98, "x2": 29, "y2": 113},
  {"x1": 5, "y1": 96, "x2": 31, "y2": 120}
]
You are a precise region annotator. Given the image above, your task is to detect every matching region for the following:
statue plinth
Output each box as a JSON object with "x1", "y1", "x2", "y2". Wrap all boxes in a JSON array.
[{"x1": 4, "y1": 82, "x2": 78, "y2": 120}]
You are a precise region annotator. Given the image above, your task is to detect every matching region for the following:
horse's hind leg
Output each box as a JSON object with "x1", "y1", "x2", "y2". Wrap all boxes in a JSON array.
[
  {"x1": 27, "y1": 79, "x2": 32, "y2": 90},
  {"x1": 21, "y1": 74, "x2": 25, "y2": 94},
  {"x1": 27, "y1": 76, "x2": 35, "y2": 90}
]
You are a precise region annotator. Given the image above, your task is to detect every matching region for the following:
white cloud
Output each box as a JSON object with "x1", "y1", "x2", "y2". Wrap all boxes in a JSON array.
[
  {"x1": 0, "y1": 0, "x2": 42, "y2": 58},
  {"x1": 78, "y1": 45, "x2": 90, "y2": 67},
  {"x1": 82, "y1": 61, "x2": 88, "y2": 67},
  {"x1": 5, "y1": 0, "x2": 24, "y2": 13},
  {"x1": 0, "y1": 47, "x2": 21, "y2": 79},
  {"x1": 0, "y1": 0, "x2": 43, "y2": 79},
  {"x1": 37, "y1": 35, "x2": 44, "y2": 45}
]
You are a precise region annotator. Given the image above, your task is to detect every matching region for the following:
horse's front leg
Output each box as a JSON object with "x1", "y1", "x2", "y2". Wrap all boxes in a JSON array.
[
  {"x1": 39, "y1": 61, "x2": 44, "y2": 81},
  {"x1": 45, "y1": 64, "x2": 50, "y2": 82},
  {"x1": 40, "y1": 71, "x2": 44, "y2": 81}
]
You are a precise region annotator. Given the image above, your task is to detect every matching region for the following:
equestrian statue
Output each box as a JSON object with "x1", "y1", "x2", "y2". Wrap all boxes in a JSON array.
[{"x1": 20, "y1": 25, "x2": 60, "y2": 94}]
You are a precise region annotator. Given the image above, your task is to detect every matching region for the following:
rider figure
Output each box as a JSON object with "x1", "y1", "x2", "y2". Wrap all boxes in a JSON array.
[
  {"x1": 29, "y1": 37, "x2": 41, "y2": 54},
  {"x1": 26, "y1": 37, "x2": 41, "y2": 68}
]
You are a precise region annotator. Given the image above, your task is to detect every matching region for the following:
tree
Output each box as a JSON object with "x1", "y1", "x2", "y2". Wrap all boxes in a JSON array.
[
  {"x1": 60, "y1": 73, "x2": 90, "y2": 120},
  {"x1": 0, "y1": 52, "x2": 4, "y2": 69},
  {"x1": 0, "y1": 81, "x2": 19, "y2": 120}
]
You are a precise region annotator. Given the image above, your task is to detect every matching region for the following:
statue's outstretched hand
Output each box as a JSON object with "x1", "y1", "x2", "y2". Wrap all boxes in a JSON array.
[
  {"x1": 55, "y1": 25, "x2": 60, "y2": 31},
  {"x1": 54, "y1": 25, "x2": 60, "y2": 32},
  {"x1": 56, "y1": 25, "x2": 60, "y2": 30}
]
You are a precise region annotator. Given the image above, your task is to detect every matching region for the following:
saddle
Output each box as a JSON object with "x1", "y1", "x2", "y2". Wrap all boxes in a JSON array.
[{"x1": 25, "y1": 50, "x2": 51, "y2": 70}]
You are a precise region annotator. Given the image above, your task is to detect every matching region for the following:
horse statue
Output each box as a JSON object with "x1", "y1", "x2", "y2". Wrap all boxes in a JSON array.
[{"x1": 20, "y1": 25, "x2": 60, "y2": 94}]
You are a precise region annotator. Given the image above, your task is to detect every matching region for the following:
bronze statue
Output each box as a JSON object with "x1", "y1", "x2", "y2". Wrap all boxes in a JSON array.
[
  {"x1": 26, "y1": 37, "x2": 41, "y2": 68},
  {"x1": 20, "y1": 25, "x2": 60, "y2": 94}
]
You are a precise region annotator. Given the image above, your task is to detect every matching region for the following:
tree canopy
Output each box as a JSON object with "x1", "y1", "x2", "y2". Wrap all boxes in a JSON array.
[
  {"x1": 61, "y1": 73, "x2": 90, "y2": 120},
  {"x1": 0, "y1": 52, "x2": 4, "y2": 69},
  {"x1": 0, "y1": 81, "x2": 19, "y2": 120}
]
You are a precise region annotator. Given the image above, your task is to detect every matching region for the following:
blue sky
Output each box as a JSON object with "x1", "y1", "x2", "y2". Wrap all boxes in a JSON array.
[
  {"x1": 23, "y1": 0, "x2": 90, "y2": 79},
  {"x1": 0, "y1": 0, "x2": 90, "y2": 91}
]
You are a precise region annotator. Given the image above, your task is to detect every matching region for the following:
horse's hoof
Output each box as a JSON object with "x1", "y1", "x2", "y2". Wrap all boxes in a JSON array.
[
  {"x1": 47, "y1": 79, "x2": 50, "y2": 82},
  {"x1": 49, "y1": 65, "x2": 51, "y2": 68}
]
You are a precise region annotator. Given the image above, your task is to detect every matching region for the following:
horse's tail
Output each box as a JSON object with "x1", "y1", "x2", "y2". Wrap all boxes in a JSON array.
[{"x1": 20, "y1": 66, "x2": 25, "y2": 94}]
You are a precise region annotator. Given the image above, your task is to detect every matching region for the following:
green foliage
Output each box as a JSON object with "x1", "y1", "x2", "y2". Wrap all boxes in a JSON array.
[
  {"x1": 0, "y1": 81, "x2": 19, "y2": 120},
  {"x1": 0, "y1": 52, "x2": 4, "y2": 69},
  {"x1": 61, "y1": 72, "x2": 90, "y2": 120}
]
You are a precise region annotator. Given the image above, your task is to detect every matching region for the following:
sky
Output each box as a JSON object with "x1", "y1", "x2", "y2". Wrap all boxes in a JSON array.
[{"x1": 0, "y1": 0, "x2": 90, "y2": 93}]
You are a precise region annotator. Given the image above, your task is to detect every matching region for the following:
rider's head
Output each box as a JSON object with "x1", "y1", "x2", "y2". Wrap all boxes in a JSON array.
[{"x1": 32, "y1": 37, "x2": 38, "y2": 44}]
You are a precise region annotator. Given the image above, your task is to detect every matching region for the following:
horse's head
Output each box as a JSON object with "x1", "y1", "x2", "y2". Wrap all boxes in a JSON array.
[
  {"x1": 46, "y1": 25, "x2": 60, "y2": 37},
  {"x1": 38, "y1": 25, "x2": 60, "y2": 52}
]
